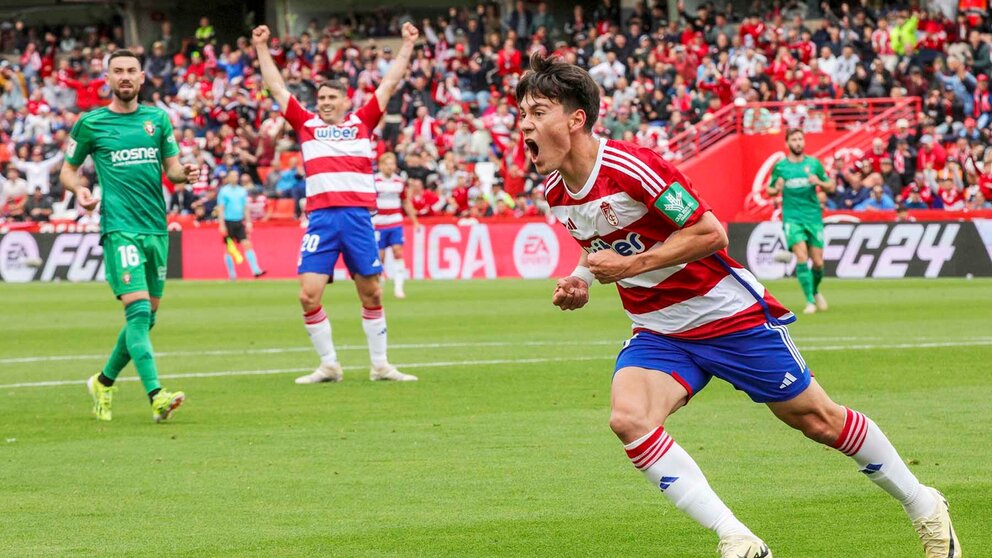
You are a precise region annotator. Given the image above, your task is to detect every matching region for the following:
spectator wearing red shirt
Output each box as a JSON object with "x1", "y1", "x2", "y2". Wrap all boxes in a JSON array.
[
  {"x1": 408, "y1": 177, "x2": 441, "y2": 217},
  {"x1": 58, "y1": 73, "x2": 106, "y2": 111},
  {"x1": 916, "y1": 135, "x2": 947, "y2": 172},
  {"x1": 862, "y1": 138, "x2": 889, "y2": 174},
  {"x1": 936, "y1": 178, "x2": 964, "y2": 210},
  {"x1": 497, "y1": 38, "x2": 522, "y2": 77}
]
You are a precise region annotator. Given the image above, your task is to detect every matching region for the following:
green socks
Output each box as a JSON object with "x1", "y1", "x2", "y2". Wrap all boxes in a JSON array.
[
  {"x1": 100, "y1": 310, "x2": 157, "y2": 383},
  {"x1": 796, "y1": 264, "x2": 815, "y2": 304},
  {"x1": 811, "y1": 267, "x2": 823, "y2": 295}
]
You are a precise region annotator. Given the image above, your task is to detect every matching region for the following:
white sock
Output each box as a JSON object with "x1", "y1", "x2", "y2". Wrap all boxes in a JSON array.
[
  {"x1": 303, "y1": 306, "x2": 337, "y2": 365},
  {"x1": 393, "y1": 258, "x2": 406, "y2": 291},
  {"x1": 361, "y1": 306, "x2": 388, "y2": 368},
  {"x1": 833, "y1": 407, "x2": 937, "y2": 520},
  {"x1": 625, "y1": 426, "x2": 754, "y2": 539}
]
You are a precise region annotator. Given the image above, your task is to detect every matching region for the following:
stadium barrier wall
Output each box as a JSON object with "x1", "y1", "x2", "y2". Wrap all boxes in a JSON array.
[
  {"x1": 680, "y1": 131, "x2": 848, "y2": 222},
  {"x1": 180, "y1": 219, "x2": 585, "y2": 280},
  {"x1": 0, "y1": 231, "x2": 183, "y2": 283},
  {"x1": 729, "y1": 220, "x2": 992, "y2": 279}
]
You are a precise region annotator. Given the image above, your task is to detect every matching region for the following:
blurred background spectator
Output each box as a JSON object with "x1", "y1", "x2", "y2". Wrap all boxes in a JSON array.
[{"x1": 4, "y1": 1, "x2": 992, "y2": 226}]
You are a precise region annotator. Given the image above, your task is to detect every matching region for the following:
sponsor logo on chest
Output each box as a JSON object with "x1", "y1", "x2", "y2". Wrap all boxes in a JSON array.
[
  {"x1": 109, "y1": 147, "x2": 160, "y2": 166},
  {"x1": 589, "y1": 232, "x2": 645, "y2": 256},
  {"x1": 314, "y1": 125, "x2": 359, "y2": 141}
]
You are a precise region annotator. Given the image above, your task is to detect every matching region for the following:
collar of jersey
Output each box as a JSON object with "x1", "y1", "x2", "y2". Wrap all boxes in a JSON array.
[{"x1": 563, "y1": 136, "x2": 606, "y2": 200}]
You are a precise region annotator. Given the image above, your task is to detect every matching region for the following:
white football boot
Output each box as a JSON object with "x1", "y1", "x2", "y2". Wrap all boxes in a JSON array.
[
  {"x1": 717, "y1": 535, "x2": 772, "y2": 558},
  {"x1": 913, "y1": 487, "x2": 961, "y2": 558},
  {"x1": 370, "y1": 364, "x2": 417, "y2": 382},
  {"x1": 294, "y1": 362, "x2": 343, "y2": 384}
]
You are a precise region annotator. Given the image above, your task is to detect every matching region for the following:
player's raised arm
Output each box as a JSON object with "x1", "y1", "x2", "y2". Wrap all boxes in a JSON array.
[
  {"x1": 588, "y1": 212, "x2": 727, "y2": 284},
  {"x1": 374, "y1": 22, "x2": 420, "y2": 111},
  {"x1": 252, "y1": 25, "x2": 290, "y2": 109}
]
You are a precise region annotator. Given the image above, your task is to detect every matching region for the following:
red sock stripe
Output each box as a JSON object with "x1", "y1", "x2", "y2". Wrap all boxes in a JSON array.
[
  {"x1": 835, "y1": 408, "x2": 869, "y2": 456},
  {"x1": 626, "y1": 426, "x2": 673, "y2": 471},
  {"x1": 303, "y1": 306, "x2": 327, "y2": 325},
  {"x1": 362, "y1": 306, "x2": 384, "y2": 320},
  {"x1": 625, "y1": 426, "x2": 664, "y2": 459}
]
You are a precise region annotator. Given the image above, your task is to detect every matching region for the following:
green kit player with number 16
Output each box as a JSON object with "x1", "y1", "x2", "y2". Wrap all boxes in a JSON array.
[{"x1": 59, "y1": 49, "x2": 200, "y2": 423}]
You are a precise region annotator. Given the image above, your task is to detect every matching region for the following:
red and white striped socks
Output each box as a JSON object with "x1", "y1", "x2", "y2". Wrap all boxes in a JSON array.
[
  {"x1": 833, "y1": 407, "x2": 936, "y2": 520},
  {"x1": 361, "y1": 306, "x2": 388, "y2": 368},
  {"x1": 303, "y1": 306, "x2": 338, "y2": 365},
  {"x1": 624, "y1": 426, "x2": 754, "y2": 539}
]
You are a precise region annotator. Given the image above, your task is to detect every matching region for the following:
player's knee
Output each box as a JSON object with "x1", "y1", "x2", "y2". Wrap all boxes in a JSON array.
[
  {"x1": 793, "y1": 410, "x2": 841, "y2": 444},
  {"x1": 298, "y1": 288, "x2": 321, "y2": 311},
  {"x1": 609, "y1": 409, "x2": 654, "y2": 442}
]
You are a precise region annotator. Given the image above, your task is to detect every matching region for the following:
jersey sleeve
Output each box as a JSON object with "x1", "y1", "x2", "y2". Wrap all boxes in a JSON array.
[
  {"x1": 627, "y1": 148, "x2": 712, "y2": 229},
  {"x1": 159, "y1": 112, "x2": 179, "y2": 159},
  {"x1": 354, "y1": 96, "x2": 385, "y2": 129},
  {"x1": 65, "y1": 115, "x2": 93, "y2": 167},
  {"x1": 812, "y1": 158, "x2": 828, "y2": 182},
  {"x1": 281, "y1": 96, "x2": 312, "y2": 132},
  {"x1": 768, "y1": 161, "x2": 781, "y2": 190}
]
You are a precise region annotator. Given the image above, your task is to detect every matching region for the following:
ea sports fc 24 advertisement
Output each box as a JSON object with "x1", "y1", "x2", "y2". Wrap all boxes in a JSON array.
[{"x1": 4, "y1": 220, "x2": 992, "y2": 283}]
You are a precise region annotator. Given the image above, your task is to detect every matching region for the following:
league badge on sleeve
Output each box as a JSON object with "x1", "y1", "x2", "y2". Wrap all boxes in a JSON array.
[{"x1": 655, "y1": 182, "x2": 699, "y2": 227}]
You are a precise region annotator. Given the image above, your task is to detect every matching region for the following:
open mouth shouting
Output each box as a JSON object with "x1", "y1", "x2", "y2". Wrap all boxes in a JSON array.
[{"x1": 524, "y1": 138, "x2": 540, "y2": 163}]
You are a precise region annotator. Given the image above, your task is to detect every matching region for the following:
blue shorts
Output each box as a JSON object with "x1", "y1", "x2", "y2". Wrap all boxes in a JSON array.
[
  {"x1": 297, "y1": 207, "x2": 383, "y2": 277},
  {"x1": 614, "y1": 323, "x2": 811, "y2": 403},
  {"x1": 375, "y1": 226, "x2": 404, "y2": 250}
]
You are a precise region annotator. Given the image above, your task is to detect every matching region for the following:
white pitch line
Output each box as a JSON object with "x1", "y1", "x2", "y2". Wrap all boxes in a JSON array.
[
  {"x1": 0, "y1": 355, "x2": 613, "y2": 389},
  {"x1": 2, "y1": 338, "x2": 992, "y2": 390},
  {"x1": 0, "y1": 336, "x2": 965, "y2": 366}
]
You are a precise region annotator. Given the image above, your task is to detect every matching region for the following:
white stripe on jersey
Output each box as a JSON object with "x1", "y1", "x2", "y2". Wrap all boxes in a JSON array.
[
  {"x1": 544, "y1": 171, "x2": 562, "y2": 196},
  {"x1": 602, "y1": 156, "x2": 662, "y2": 197},
  {"x1": 548, "y1": 190, "x2": 649, "y2": 240},
  {"x1": 616, "y1": 255, "x2": 687, "y2": 289},
  {"x1": 301, "y1": 138, "x2": 374, "y2": 160},
  {"x1": 626, "y1": 268, "x2": 766, "y2": 334},
  {"x1": 603, "y1": 145, "x2": 669, "y2": 195},
  {"x1": 306, "y1": 172, "x2": 375, "y2": 195}
]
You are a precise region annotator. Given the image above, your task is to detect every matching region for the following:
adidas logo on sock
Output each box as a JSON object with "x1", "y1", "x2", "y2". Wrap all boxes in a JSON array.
[
  {"x1": 779, "y1": 372, "x2": 797, "y2": 389},
  {"x1": 860, "y1": 463, "x2": 883, "y2": 475},
  {"x1": 658, "y1": 476, "x2": 679, "y2": 491}
]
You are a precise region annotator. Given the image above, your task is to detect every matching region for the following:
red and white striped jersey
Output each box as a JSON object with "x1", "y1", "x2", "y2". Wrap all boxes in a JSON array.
[
  {"x1": 372, "y1": 171, "x2": 407, "y2": 229},
  {"x1": 545, "y1": 138, "x2": 795, "y2": 340},
  {"x1": 282, "y1": 96, "x2": 384, "y2": 211}
]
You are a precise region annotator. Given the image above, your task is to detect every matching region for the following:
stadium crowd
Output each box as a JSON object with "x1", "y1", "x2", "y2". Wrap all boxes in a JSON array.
[{"x1": 2, "y1": 0, "x2": 992, "y2": 225}]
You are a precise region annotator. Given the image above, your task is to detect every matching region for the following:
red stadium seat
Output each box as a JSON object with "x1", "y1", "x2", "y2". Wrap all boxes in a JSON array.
[{"x1": 269, "y1": 198, "x2": 298, "y2": 221}]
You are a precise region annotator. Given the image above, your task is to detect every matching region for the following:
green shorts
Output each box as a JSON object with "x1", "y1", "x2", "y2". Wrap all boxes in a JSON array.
[
  {"x1": 102, "y1": 232, "x2": 169, "y2": 298},
  {"x1": 783, "y1": 220, "x2": 824, "y2": 250}
]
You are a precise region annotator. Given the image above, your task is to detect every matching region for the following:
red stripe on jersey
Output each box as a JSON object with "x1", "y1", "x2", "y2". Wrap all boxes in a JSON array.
[
  {"x1": 306, "y1": 191, "x2": 378, "y2": 212},
  {"x1": 305, "y1": 155, "x2": 374, "y2": 175}
]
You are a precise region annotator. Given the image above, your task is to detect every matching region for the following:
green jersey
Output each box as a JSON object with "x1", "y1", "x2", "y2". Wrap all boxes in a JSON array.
[
  {"x1": 769, "y1": 155, "x2": 827, "y2": 223},
  {"x1": 66, "y1": 105, "x2": 179, "y2": 235}
]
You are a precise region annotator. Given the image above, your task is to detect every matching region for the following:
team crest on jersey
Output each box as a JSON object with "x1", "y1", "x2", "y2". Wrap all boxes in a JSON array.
[
  {"x1": 600, "y1": 201, "x2": 620, "y2": 226},
  {"x1": 143, "y1": 121, "x2": 155, "y2": 136},
  {"x1": 122, "y1": 272, "x2": 132, "y2": 285}
]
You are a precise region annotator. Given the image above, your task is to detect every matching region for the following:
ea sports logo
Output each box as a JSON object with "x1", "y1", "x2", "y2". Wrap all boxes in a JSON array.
[
  {"x1": 513, "y1": 223, "x2": 559, "y2": 278},
  {"x1": 0, "y1": 232, "x2": 41, "y2": 283},
  {"x1": 315, "y1": 126, "x2": 358, "y2": 141},
  {"x1": 745, "y1": 221, "x2": 794, "y2": 279}
]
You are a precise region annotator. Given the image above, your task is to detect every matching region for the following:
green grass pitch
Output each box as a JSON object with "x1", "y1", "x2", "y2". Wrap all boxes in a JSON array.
[{"x1": 1, "y1": 278, "x2": 989, "y2": 557}]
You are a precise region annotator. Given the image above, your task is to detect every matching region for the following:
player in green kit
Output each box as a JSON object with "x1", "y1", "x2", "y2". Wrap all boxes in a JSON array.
[
  {"x1": 59, "y1": 49, "x2": 200, "y2": 422},
  {"x1": 768, "y1": 128, "x2": 835, "y2": 315}
]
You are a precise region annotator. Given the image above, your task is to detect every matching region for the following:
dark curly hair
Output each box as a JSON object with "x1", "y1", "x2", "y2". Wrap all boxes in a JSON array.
[{"x1": 516, "y1": 53, "x2": 600, "y2": 133}]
